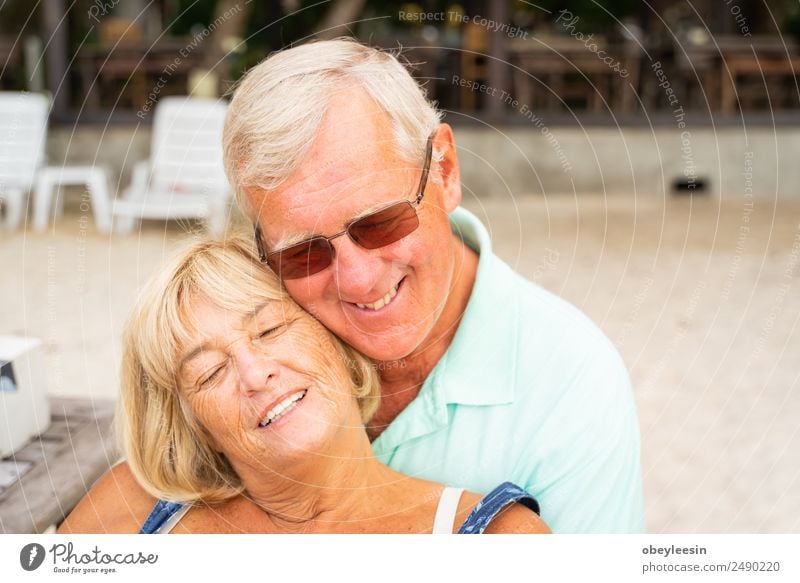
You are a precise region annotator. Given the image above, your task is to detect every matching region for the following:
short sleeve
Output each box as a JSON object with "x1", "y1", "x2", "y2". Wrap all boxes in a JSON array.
[{"x1": 518, "y1": 351, "x2": 646, "y2": 533}]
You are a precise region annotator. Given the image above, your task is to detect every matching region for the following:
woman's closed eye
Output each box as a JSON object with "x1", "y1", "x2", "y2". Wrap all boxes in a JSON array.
[
  {"x1": 257, "y1": 324, "x2": 284, "y2": 340},
  {"x1": 198, "y1": 363, "x2": 227, "y2": 389}
]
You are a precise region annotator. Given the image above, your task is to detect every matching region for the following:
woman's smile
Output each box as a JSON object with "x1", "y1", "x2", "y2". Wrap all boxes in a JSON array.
[{"x1": 256, "y1": 388, "x2": 308, "y2": 429}]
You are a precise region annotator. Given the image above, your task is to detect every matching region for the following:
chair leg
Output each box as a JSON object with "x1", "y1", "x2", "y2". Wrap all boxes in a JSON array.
[
  {"x1": 87, "y1": 173, "x2": 112, "y2": 234},
  {"x1": 112, "y1": 188, "x2": 143, "y2": 235},
  {"x1": 33, "y1": 175, "x2": 55, "y2": 232},
  {"x1": 113, "y1": 214, "x2": 137, "y2": 235},
  {"x1": 54, "y1": 185, "x2": 65, "y2": 219},
  {"x1": 1, "y1": 187, "x2": 25, "y2": 230}
]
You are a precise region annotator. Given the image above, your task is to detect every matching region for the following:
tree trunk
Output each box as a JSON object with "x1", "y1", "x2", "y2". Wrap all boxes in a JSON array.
[
  {"x1": 202, "y1": 0, "x2": 253, "y2": 75},
  {"x1": 314, "y1": 0, "x2": 367, "y2": 40}
]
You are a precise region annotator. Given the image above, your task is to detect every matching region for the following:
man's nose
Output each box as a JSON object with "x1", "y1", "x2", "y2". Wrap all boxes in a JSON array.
[
  {"x1": 332, "y1": 237, "x2": 385, "y2": 298},
  {"x1": 233, "y1": 343, "x2": 278, "y2": 395}
]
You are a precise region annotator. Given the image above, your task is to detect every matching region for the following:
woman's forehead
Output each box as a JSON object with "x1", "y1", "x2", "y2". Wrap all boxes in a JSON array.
[
  {"x1": 177, "y1": 295, "x2": 308, "y2": 368},
  {"x1": 185, "y1": 292, "x2": 300, "y2": 328}
]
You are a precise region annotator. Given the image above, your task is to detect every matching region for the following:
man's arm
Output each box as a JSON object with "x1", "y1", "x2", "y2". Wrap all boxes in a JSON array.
[
  {"x1": 483, "y1": 503, "x2": 551, "y2": 534},
  {"x1": 58, "y1": 462, "x2": 156, "y2": 533},
  {"x1": 520, "y1": 350, "x2": 645, "y2": 533},
  {"x1": 58, "y1": 462, "x2": 274, "y2": 534}
]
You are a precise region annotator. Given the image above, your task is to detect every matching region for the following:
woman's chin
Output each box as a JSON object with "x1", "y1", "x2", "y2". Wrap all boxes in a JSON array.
[{"x1": 250, "y1": 389, "x2": 342, "y2": 463}]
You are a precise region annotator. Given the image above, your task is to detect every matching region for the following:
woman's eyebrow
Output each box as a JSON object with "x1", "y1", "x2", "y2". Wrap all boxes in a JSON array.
[
  {"x1": 180, "y1": 342, "x2": 212, "y2": 370},
  {"x1": 246, "y1": 301, "x2": 272, "y2": 322}
]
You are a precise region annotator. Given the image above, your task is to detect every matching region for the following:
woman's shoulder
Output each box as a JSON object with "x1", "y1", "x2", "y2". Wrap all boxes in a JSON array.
[
  {"x1": 58, "y1": 461, "x2": 157, "y2": 533},
  {"x1": 458, "y1": 482, "x2": 550, "y2": 534}
]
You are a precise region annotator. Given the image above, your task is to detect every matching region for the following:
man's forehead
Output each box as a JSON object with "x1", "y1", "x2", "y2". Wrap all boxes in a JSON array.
[
  {"x1": 254, "y1": 151, "x2": 414, "y2": 249},
  {"x1": 261, "y1": 189, "x2": 401, "y2": 250},
  {"x1": 250, "y1": 88, "x2": 411, "y2": 249}
]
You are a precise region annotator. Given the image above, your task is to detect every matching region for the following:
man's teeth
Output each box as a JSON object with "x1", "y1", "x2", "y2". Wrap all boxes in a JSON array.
[
  {"x1": 259, "y1": 390, "x2": 306, "y2": 428},
  {"x1": 355, "y1": 282, "x2": 399, "y2": 311}
]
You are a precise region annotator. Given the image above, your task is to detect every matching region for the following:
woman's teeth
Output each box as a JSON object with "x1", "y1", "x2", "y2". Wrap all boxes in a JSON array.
[
  {"x1": 355, "y1": 282, "x2": 399, "y2": 311},
  {"x1": 259, "y1": 390, "x2": 306, "y2": 428}
]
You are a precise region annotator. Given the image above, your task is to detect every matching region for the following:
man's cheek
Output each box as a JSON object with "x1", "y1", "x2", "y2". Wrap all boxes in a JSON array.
[{"x1": 387, "y1": 237, "x2": 420, "y2": 268}]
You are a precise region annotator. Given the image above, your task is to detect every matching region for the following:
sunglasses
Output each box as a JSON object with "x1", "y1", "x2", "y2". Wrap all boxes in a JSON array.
[{"x1": 255, "y1": 136, "x2": 433, "y2": 280}]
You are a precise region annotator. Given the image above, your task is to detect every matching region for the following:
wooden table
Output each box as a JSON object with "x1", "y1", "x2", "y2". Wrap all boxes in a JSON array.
[
  {"x1": 0, "y1": 398, "x2": 117, "y2": 533},
  {"x1": 508, "y1": 36, "x2": 631, "y2": 113},
  {"x1": 76, "y1": 40, "x2": 204, "y2": 113},
  {"x1": 675, "y1": 35, "x2": 799, "y2": 113},
  {"x1": 721, "y1": 54, "x2": 800, "y2": 114}
]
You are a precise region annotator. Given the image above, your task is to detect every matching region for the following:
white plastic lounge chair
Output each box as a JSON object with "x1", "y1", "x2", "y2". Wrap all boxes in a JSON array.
[
  {"x1": 0, "y1": 92, "x2": 49, "y2": 230},
  {"x1": 113, "y1": 97, "x2": 231, "y2": 235}
]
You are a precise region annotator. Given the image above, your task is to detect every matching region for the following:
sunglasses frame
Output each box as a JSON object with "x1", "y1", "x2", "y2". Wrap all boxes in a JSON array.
[{"x1": 254, "y1": 135, "x2": 434, "y2": 277}]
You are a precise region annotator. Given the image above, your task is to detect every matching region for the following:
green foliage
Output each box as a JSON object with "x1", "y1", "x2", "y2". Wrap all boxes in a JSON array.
[{"x1": 167, "y1": 0, "x2": 218, "y2": 36}]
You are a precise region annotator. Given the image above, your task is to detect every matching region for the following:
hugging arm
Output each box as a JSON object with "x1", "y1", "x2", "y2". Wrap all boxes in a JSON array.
[
  {"x1": 482, "y1": 503, "x2": 551, "y2": 534},
  {"x1": 58, "y1": 462, "x2": 273, "y2": 534},
  {"x1": 58, "y1": 462, "x2": 156, "y2": 534}
]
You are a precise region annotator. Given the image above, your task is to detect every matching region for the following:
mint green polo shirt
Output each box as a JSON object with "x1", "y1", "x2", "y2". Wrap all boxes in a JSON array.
[{"x1": 372, "y1": 207, "x2": 645, "y2": 533}]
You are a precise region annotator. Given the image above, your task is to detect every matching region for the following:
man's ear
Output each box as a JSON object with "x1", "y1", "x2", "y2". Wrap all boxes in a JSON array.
[{"x1": 432, "y1": 123, "x2": 462, "y2": 213}]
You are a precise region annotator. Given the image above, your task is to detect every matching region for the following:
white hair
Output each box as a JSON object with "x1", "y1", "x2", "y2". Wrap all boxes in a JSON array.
[{"x1": 222, "y1": 37, "x2": 443, "y2": 220}]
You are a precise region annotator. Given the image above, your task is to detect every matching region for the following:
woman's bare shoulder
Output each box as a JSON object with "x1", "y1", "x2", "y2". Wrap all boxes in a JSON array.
[
  {"x1": 57, "y1": 462, "x2": 156, "y2": 534},
  {"x1": 173, "y1": 496, "x2": 273, "y2": 533}
]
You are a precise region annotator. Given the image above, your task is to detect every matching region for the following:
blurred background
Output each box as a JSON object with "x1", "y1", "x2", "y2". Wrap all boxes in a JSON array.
[{"x1": 0, "y1": 0, "x2": 798, "y2": 533}]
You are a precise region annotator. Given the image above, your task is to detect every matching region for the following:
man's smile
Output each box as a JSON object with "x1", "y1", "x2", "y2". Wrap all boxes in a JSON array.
[{"x1": 346, "y1": 277, "x2": 405, "y2": 312}]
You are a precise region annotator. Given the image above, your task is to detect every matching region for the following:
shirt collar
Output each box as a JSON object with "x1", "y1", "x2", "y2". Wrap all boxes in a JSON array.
[
  {"x1": 370, "y1": 207, "x2": 519, "y2": 457},
  {"x1": 432, "y1": 206, "x2": 518, "y2": 407}
]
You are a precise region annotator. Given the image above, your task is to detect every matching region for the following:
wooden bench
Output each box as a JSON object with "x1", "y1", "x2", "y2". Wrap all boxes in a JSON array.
[{"x1": 0, "y1": 398, "x2": 117, "y2": 533}]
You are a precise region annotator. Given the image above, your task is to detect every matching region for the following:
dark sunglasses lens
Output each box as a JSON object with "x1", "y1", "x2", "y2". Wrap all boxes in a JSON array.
[
  {"x1": 348, "y1": 202, "x2": 419, "y2": 249},
  {"x1": 268, "y1": 237, "x2": 333, "y2": 279}
]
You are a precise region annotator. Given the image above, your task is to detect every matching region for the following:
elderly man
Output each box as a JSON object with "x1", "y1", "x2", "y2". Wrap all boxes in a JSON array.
[
  {"x1": 63, "y1": 38, "x2": 643, "y2": 534},
  {"x1": 220, "y1": 38, "x2": 644, "y2": 533}
]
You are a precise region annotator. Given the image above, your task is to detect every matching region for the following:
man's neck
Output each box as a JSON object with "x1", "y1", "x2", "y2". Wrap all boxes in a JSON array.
[{"x1": 367, "y1": 236, "x2": 479, "y2": 440}]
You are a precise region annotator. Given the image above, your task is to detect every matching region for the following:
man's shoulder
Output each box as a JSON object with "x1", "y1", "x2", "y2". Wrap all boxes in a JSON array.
[
  {"x1": 485, "y1": 257, "x2": 635, "y2": 429},
  {"x1": 496, "y1": 257, "x2": 626, "y2": 372}
]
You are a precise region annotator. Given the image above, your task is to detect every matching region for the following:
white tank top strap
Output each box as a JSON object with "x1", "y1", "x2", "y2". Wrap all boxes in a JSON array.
[{"x1": 432, "y1": 486, "x2": 465, "y2": 534}]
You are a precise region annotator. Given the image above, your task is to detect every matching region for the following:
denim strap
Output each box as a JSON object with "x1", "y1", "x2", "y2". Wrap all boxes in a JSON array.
[
  {"x1": 139, "y1": 500, "x2": 186, "y2": 534},
  {"x1": 457, "y1": 482, "x2": 540, "y2": 534}
]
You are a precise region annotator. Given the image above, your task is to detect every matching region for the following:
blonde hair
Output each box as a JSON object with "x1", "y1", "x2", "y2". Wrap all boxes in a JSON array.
[
  {"x1": 222, "y1": 37, "x2": 442, "y2": 220},
  {"x1": 116, "y1": 234, "x2": 380, "y2": 504}
]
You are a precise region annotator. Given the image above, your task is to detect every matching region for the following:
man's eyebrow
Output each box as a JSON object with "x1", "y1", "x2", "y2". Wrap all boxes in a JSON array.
[
  {"x1": 353, "y1": 199, "x2": 397, "y2": 220},
  {"x1": 272, "y1": 198, "x2": 405, "y2": 251},
  {"x1": 273, "y1": 230, "x2": 317, "y2": 251}
]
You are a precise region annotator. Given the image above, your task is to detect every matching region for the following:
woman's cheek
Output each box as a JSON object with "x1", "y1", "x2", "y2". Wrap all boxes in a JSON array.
[{"x1": 284, "y1": 323, "x2": 345, "y2": 375}]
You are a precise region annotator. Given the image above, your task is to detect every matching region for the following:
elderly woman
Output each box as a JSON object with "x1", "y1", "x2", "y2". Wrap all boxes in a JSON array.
[{"x1": 59, "y1": 236, "x2": 548, "y2": 534}]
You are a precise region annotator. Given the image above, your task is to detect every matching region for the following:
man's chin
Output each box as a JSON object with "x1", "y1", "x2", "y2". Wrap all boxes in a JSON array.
[{"x1": 344, "y1": 332, "x2": 420, "y2": 364}]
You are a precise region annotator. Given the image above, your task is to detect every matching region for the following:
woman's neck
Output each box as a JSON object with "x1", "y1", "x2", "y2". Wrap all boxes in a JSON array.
[{"x1": 231, "y1": 427, "x2": 436, "y2": 533}]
